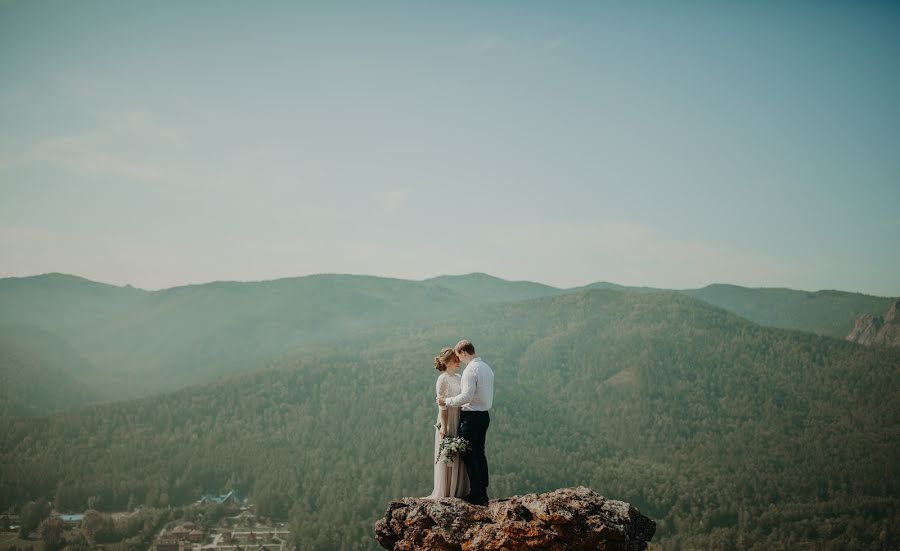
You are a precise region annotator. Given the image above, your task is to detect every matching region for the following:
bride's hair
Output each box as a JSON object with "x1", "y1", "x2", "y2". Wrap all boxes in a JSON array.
[{"x1": 433, "y1": 347, "x2": 458, "y2": 372}]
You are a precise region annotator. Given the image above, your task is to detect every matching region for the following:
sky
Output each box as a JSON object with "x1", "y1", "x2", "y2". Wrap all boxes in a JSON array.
[{"x1": 1, "y1": 0, "x2": 899, "y2": 295}]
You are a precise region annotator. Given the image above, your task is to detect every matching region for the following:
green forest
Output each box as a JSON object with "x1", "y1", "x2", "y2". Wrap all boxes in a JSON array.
[{"x1": 1, "y1": 274, "x2": 898, "y2": 550}]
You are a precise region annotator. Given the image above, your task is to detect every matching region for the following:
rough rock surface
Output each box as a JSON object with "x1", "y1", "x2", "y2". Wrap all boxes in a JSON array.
[
  {"x1": 847, "y1": 300, "x2": 900, "y2": 347},
  {"x1": 375, "y1": 486, "x2": 656, "y2": 551}
]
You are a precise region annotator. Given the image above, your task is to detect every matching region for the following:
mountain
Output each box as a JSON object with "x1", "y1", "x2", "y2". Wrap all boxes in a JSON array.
[
  {"x1": 2, "y1": 289, "x2": 897, "y2": 550},
  {"x1": 70, "y1": 273, "x2": 472, "y2": 389},
  {"x1": 1, "y1": 272, "x2": 895, "y2": 409},
  {"x1": 573, "y1": 281, "x2": 661, "y2": 293},
  {"x1": 0, "y1": 323, "x2": 100, "y2": 417},
  {"x1": 567, "y1": 280, "x2": 897, "y2": 340},
  {"x1": 681, "y1": 283, "x2": 896, "y2": 339},
  {"x1": 0, "y1": 273, "x2": 472, "y2": 397},
  {"x1": 421, "y1": 272, "x2": 564, "y2": 302},
  {"x1": 0, "y1": 272, "x2": 150, "y2": 333},
  {"x1": 846, "y1": 300, "x2": 900, "y2": 347}
]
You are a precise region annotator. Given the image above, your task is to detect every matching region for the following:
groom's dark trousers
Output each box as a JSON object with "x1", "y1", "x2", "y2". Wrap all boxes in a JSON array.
[{"x1": 459, "y1": 410, "x2": 490, "y2": 501}]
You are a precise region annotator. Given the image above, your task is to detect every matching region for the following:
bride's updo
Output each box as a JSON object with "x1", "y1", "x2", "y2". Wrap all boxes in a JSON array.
[{"x1": 433, "y1": 347, "x2": 458, "y2": 372}]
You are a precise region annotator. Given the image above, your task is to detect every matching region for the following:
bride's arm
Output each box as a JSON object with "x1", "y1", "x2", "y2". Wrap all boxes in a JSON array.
[
  {"x1": 439, "y1": 408, "x2": 449, "y2": 438},
  {"x1": 436, "y1": 375, "x2": 450, "y2": 437}
]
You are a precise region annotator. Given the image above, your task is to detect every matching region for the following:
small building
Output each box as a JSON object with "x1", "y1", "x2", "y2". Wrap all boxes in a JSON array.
[
  {"x1": 197, "y1": 489, "x2": 247, "y2": 507},
  {"x1": 58, "y1": 514, "x2": 84, "y2": 525},
  {"x1": 188, "y1": 529, "x2": 204, "y2": 543}
]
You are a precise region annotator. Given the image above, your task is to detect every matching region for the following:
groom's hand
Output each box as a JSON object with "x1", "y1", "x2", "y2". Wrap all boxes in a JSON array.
[{"x1": 437, "y1": 397, "x2": 446, "y2": 406}]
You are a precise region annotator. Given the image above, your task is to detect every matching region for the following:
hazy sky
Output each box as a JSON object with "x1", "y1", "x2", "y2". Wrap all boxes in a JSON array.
[{"x1": 1, "y1": 1, "x2": 898, "y2": 295}]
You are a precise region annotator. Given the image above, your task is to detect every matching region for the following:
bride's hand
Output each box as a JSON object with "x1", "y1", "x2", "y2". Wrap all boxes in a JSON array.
[{"x1": 439, "y1": 427, "x2": 446, "y2": 438}]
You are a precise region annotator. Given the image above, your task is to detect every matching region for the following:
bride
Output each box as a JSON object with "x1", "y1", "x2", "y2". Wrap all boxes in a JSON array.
[{"x1": 422, "y1": 347, "x2": 470, "y2": 500}]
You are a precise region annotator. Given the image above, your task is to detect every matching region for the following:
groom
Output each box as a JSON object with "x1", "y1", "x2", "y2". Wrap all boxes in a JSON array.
[{"x1": 438, "y1": 339, "x2": 494, "y2": 506}]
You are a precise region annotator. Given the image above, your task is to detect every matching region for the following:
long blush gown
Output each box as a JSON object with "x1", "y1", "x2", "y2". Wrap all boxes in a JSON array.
[{"x1": 423, "y1": 372, "x2": 470, "y2": 499}]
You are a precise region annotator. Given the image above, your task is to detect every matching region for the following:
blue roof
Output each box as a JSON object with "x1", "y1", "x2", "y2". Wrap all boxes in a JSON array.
[
  {"x1": 198, "y1": 489, "x2": 245, "y2": 503},
  {"x1": 60, "y1": 514, "x2": 84, "y2": 522}
]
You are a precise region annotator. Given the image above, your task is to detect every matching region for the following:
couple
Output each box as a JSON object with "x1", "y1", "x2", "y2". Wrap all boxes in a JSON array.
[{"x1": 423, "y1": 339, "x2": 494, "y2": 506}]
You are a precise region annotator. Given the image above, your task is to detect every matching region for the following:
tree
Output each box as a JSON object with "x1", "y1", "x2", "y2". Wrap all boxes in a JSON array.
[
  {"x1": 81, "y1": 509, "x2": 115, "y2": 545},
  {"x1": 203, "y1": 503, "x2": 225, "y2": 529},
  {"x1": 37, "y1": 517, "x2": 65, "y2": 551},
  {"x1": 82, "y1": 510, "x2": 102, "y2": 545},
  {"x1": 18, "y1": 499, "x2": 51, "y2": 538},
  {"x1": 144, "y1": 488, "x2": 159, "y2": 508},
  {"x1": 65, "y1": 530, "x2": 91, "y2": 551}
]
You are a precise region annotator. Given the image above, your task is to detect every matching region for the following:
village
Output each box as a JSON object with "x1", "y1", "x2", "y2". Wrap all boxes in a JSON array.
[
  {"x1": 153, "y1": 491, "x2": 291, "y2": 551},
  {"x1": 0, "y1": 490, "x2": 294, "y2": 551}
]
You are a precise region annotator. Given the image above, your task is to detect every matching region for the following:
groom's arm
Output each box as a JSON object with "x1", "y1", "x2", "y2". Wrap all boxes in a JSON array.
[{"x1": 444, "y1": 367, "x2": 476, "y2": 407}]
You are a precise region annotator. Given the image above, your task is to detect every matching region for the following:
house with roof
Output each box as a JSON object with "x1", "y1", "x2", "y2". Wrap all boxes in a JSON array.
[
  {"x1": 196, "y1": 489, "x2": 247, "y2": 507},
  {"x1": 58, "y1": 514, "x2": 84, "y2": 525}
]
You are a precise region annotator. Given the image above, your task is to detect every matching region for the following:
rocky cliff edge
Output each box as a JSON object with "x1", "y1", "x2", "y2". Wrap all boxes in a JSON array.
[{"x1": 375, "y1": 486, "x2": 656, "y2": 551}]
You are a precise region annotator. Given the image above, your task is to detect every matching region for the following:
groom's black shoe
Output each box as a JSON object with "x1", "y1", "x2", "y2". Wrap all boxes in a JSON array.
[{"x1": 462, "y1": 494, "x2": 489, "y2": 506}]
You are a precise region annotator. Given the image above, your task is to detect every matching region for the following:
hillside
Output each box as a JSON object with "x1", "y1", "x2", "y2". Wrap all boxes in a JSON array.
[
  {"x1": 683, "y1": 284, "x2": 896, "y2": 339},
  {"x1": 0, "y1": 323, "x2": 100, "y2": 417},
  {"x1": 2, "y1": 289, "x2": 897, "y2": 550}
]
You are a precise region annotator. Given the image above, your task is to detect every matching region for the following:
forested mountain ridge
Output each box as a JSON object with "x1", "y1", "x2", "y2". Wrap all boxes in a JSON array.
[
  {"x1": 683, "y1": 283, "x2": 896, "y2": 339},
  {"x1": 1, "y1": 272, "x2": 895, "y2": 411},
  {"x1": 1, "y1": 273, "x2": 471, "y2": 398},
  {"x1": 2, "y1": 288, "x2": 897, "y2": 550},
  {"x1": 66, "y1": 273, "x2": 471, "y2": 391}
]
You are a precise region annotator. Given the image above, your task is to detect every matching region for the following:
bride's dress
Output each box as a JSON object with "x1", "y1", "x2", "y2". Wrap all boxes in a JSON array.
[{"x1": 423, "y1": 372, "x2": 470, "y2": 499}]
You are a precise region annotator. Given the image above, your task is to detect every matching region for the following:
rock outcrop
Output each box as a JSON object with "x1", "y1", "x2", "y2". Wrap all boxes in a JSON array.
[
  {"x1": 847, "y1": 300, "x2": 900, "y2": 347},
  {"x1": 375, "y1": 486, "x2": 655, "y2": 551}
]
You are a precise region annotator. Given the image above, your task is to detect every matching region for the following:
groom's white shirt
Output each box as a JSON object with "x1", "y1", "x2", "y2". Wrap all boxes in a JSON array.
[{"x1": 444, "y1": 356, "x2": 494, "y2": 411}]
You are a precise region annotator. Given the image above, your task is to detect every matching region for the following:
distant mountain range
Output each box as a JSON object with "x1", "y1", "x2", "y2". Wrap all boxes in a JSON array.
[{"x1": 1, "y1": 271, "x2": 895, "y2": 412}]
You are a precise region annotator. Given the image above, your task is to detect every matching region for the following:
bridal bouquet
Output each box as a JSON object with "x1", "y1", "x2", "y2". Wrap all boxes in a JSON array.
[{"x1": 436, "y1": 435, "x2": 470, "y2": 465}]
